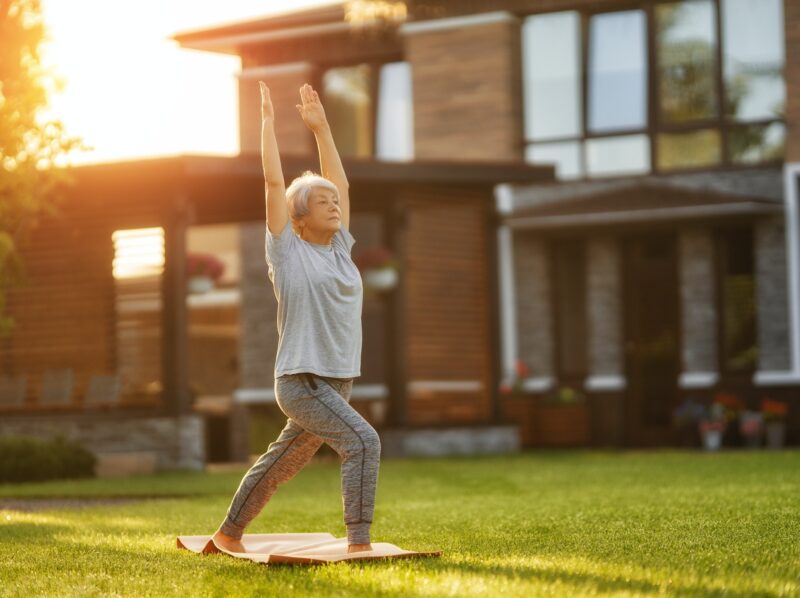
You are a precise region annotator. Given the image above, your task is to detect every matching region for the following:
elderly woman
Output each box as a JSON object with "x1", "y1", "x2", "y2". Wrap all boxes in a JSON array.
[{"x1": 211, "y1": 82, "x2": 380, "y2": 555}]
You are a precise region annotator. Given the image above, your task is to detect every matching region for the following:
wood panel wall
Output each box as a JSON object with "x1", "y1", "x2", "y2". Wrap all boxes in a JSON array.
[{"x1": 401, "y1": 186, "x2": 494, "y2": 424}]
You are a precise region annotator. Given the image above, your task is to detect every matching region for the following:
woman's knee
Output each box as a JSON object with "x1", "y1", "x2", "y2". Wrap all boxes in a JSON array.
[{"x1": 343, "y1": 425, "x2": 381, "y2": 457}]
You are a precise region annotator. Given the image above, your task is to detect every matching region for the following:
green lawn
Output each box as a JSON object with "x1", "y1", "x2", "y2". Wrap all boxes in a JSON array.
[{"x1": 1, "y1": 449, "x2": 798, "y2": 597}]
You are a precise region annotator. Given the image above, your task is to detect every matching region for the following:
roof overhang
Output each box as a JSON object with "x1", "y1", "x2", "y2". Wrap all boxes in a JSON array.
[{"x1": 502, "y1": 176, "x2": 783, "y2": 230}]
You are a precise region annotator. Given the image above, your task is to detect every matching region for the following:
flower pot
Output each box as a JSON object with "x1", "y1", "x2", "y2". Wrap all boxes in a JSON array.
[
  {"x1": 739, "y1": 410, "x2": 764, "y2": 449},
  {"x1": 701, "y1": 428, "x2": 723, "y2": 451},
  {"x1": 188, "y1": 275, "x2": 214, "y2": 294},
  {"x1": 535, "y1": 403, "x2": 590, "y2": 446},
  {"x1": 765, "y1": 421, "x2": 786, "y2": 449},
  {"x1": 363, "y1": 267, "x2": 397, "y2": 291}
]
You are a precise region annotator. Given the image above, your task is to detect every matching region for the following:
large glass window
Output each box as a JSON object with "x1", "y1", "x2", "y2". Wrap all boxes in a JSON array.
[
  {"x1": 588, "y1": 10, "x2": 648, "y2": 133},
  {"x1": 521, "y1": 0, "x2": 785, "y2": 178},
  {"x1": 656, "y1": 0, "x2": 717, "y2": 123},
  {"x1": 321, "y1": 64, "x2": 373, "y2": 158},
  {"x1": 521, "y1": 12, "x2": 582, "y2": 142},
  {"x1": 375, "y1": 61, "x2": 414, "y2": 161}
]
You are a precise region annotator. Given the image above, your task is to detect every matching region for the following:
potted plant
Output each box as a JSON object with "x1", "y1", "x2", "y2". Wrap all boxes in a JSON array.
[
  {"x1": 698, "y1": 401, "x2": 727, "y2": 451},
  {"x1": 499, "y1": 358, "x2": 528, "y2": 399},
  {"x1": 672, "y1": 397, "x2": 706, "y2": 447},
  {"x1": 186, "y1": 252, "x2": 225, "y2": 294},
  {"x1": 498, "y1": 359, "x2": 537, "y2": 446},
  {"x1": 353, "y1": 246, "x2": 400, "y2": 293},
  {"x1": 712, "y1": 391, "x2": 745, "y2": 446},
  {"x1": 738, "y1": 409, "x2": 764, "y2": 449},
  {"x1": 760, "y1": 397, "x2": 788, "y2": 449}
]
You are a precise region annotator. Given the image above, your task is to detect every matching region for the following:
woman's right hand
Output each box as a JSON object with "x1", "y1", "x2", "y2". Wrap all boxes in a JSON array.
[{"x1": 260, "y1": 81, "x2": 274, "y2": 122}]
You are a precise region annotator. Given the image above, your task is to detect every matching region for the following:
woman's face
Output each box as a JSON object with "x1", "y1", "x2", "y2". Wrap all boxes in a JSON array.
[{"x1": 303, "y1": 187, "x2": 341, "y2": 232}]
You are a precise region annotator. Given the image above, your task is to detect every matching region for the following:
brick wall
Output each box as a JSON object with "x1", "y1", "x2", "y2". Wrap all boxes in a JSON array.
[
  {"x1": 401, "y1": 12, "x2": 523, "y2": 161},
  {"x1": 512, "y1": 232, "x2": 553, "y2": 378},
  {"x1": 238, "y1": 63, "x2": 317, "y2": 158},
  {"x1": 755, "y1": 215, "x2": 791, "y2": 371},
  {"x1": 678, "y1": 228, "x2": 718, "y2": 375},
  {"x1": 238, "y1": 221, "x2": 278, "y2": 391},
  {"x1": 586, "y1": 237, "x2": 623, "y2": 378}
]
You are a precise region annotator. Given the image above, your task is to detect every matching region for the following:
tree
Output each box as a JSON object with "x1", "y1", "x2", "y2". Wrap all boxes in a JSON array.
[{"x1": 0, "y1": 0, "x2": 87, "y2": 337}]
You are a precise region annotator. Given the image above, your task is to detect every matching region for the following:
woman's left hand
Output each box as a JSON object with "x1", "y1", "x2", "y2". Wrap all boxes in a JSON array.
[{"x1": 296, "y1": 83, "x2": 328, "y2": 133}]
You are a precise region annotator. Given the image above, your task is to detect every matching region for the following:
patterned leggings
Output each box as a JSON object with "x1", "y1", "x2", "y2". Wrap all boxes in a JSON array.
[{"x1": 219, "y1": 372, "x2": 381, "y2": 545}]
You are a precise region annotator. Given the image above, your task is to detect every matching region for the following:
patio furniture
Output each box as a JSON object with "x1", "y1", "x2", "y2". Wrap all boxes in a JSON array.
[
  {"x1": 0, "y1": 375, "x2": 27, "y2": 406},
  {"x1": 38, "y1": 368, "x2": 75, "y2": 405},
  {"x1": 85, "y1": 373, "x2": 122, "y2": 404}
]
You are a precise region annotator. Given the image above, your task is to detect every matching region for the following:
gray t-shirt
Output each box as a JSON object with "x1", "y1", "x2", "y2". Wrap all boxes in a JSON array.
[{"x1": 265, "y1": 219, "x2": 363, "y2": 379}]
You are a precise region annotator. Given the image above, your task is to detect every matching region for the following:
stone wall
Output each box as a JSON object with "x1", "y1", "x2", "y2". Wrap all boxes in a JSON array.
[
  {"x1": 0, "y1": 413, "x2": 205, "y2": 471},
  {"x1": 512, "y1": 232, "x2": 553, "y2": 380},
  {"x1": 678, "y1": 228, "x2": 718, "y2": 379},
  {"x1": 755, "y1": 215, "x2": 791, "y2": 372},
  {"x1": 586, "y1": 237, "x2": 624, "y2": 381}
]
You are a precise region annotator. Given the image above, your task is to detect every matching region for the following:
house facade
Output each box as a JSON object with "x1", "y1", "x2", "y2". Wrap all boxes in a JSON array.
[
  {"x1": 173, "y1": 0, "x2": 798, "y2": 448},
  {"x1": 1, "y1": 0, "x2": 796, "y2": 467}
]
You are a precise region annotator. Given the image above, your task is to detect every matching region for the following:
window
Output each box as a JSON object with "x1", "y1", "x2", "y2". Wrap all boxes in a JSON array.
[
  {"x1": 321, "y1": 64, "x2": 373, "y2": 158},
  {"x1": 716, "y1": 227, "x2": 757, "y2": 373},
  {"x1": 521, "y1": 0, "x2": 785, "y2": 179},
  {"x1": 552, "y1": 240, "x2": 588, "y2": 380},
  {"x1": 375, "y1": 61, "x2": 414, "y2": 161},
  {"x1": 321, "y1": 60, "x2": 414, "y2": 161}
]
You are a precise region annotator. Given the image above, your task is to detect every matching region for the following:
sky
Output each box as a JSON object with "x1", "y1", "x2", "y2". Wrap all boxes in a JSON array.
[{"x1": 38, "y1": 0, "x2": 339, "y2": 166}]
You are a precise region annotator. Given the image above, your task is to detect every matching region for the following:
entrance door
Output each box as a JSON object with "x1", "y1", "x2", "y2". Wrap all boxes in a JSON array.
[{"x1": 622, "y1": 234, "x2": 680, "y2": 446}]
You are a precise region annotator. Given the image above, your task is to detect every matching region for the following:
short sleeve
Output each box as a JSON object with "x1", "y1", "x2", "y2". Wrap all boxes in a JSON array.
[
  {"x1": 332, "y1": 222, "x2": 356, "y2": 255},
  {"x1": 265, "y1": 219, "x2": 295, "y2": 266}
]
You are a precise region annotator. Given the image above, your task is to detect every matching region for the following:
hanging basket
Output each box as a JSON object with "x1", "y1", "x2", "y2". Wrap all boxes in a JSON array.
[{"x1": 363, "y1": 267, "x2": 398, "y2": 291}]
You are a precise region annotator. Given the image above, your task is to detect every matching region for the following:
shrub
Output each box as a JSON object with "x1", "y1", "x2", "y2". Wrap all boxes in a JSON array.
[{"x1": 0, "y1": 434, "x2": 96, "y2": 483}]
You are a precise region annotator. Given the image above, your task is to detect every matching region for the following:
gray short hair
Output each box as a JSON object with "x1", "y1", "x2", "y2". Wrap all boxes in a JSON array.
[{"x1": 286, "y1": 171, "x2": 339, "y2": 229}]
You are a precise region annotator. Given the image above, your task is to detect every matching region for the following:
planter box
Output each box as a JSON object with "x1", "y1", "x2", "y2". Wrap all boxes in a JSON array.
[{"x1": 535, "y1": 402, "x2": 591, "y2": 446}]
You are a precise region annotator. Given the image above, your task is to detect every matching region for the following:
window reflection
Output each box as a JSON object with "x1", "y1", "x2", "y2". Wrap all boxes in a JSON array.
[
  {"x1": 522, "y1": 12, "x2": 581, "y2": 140},
  {"x1": 657, "y1": 129, "x2": 720, "y2": 170},
  {"x1": 729, "y1": 122, "x2": 785, "y2": 164},
  {"x1": 586, "y1": 135, "x2": 650, "y2": 177},
  {"x1": 588, "y1": 10, "x2": 647, "y2": 133},
  {"x1": 722, "y1": 0, "x2": 785, "y2": 120},
  {"x1": 526, "y1": 142, "x2": 582, "y2": 180},
  {"x1": 376, "y1": 61, "x2": 414, "y2": 161},
  {"x1": 656, "y1": 0, "x2": 717, "y2": 122},
  {"x1": 322, "y1": 64, "x2": 373, "y2": 158}
]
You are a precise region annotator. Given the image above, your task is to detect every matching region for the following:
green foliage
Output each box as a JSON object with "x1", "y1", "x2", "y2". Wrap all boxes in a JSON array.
[
  {"x1": 0, "y1": 434, "x2": 96, "y2": 482},
  {"x1": 0, "y1": 0, "x2": 90, "y2": 337}
]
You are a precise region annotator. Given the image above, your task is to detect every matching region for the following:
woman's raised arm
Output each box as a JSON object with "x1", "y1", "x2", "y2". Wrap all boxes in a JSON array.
[
  {"x1": 296, "y1": 83, "x2": 351, "y2": 229},
  {"x1": 260, "y1": 81, "x2": 288, "y2": 235}
]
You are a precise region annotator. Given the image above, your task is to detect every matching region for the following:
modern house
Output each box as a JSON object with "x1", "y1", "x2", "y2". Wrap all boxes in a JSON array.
[{"x1": 0, "y1": 0, "x2": 796, "y2": 469}]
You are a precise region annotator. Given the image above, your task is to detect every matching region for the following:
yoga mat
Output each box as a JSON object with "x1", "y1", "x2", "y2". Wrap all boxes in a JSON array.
[{"x1": 176, "y1": 532, "x2": 443, "y2": 565}]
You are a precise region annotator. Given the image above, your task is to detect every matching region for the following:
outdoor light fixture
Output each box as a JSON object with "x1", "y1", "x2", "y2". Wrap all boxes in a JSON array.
[{"x1": 344, "y1": 1, "x2": 408, "y2": 31}]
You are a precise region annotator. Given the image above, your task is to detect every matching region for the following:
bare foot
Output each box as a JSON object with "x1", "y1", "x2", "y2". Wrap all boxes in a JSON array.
[
  {"x1": 348, "y1": 543, "x2": 373, "y2": 553},
  {"x1": 212, "y1": 529, "x2": 247, "y2": 553}
]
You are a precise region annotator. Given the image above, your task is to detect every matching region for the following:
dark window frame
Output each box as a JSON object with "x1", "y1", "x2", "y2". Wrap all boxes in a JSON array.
[{"x1": 521, "y1": 0, "x2": 785, "y2": 177}]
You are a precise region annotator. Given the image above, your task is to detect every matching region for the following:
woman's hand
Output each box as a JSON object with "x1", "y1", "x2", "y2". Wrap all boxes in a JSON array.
[
  {"x1": 259, "y1": 81, "x2": 274, "y2": 122},
  {"x1": 295, "y1": 83, "x2": 328, "y2": 133}
]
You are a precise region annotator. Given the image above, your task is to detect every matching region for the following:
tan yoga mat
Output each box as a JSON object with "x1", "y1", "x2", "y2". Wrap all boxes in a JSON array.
[{"x1": 176, "y1": 532, "x2": 443, "y2": 565}]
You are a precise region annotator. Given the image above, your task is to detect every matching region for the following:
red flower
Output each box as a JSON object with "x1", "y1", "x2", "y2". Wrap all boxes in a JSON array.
[
  {"x1": 186, "y1": 252, "x2": 225, "y2": 281},
  {"x1": 515, "y1": 359, "x2": 529, "y2": 378},
  {"x1": 760, "y1": 398, "x2": 788, "y2": 420}
]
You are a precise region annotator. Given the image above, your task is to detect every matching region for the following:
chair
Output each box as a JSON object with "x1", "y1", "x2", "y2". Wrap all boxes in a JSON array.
[
  {"x1": 85, "y1": 373, "x2": 122, "y2": 404},
  {"x1": 0, "y1": 375, "x2": 27, "y2": 406},
  {"x1": 38, "y1": 368, "x2": 74, "y2": 405}
]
